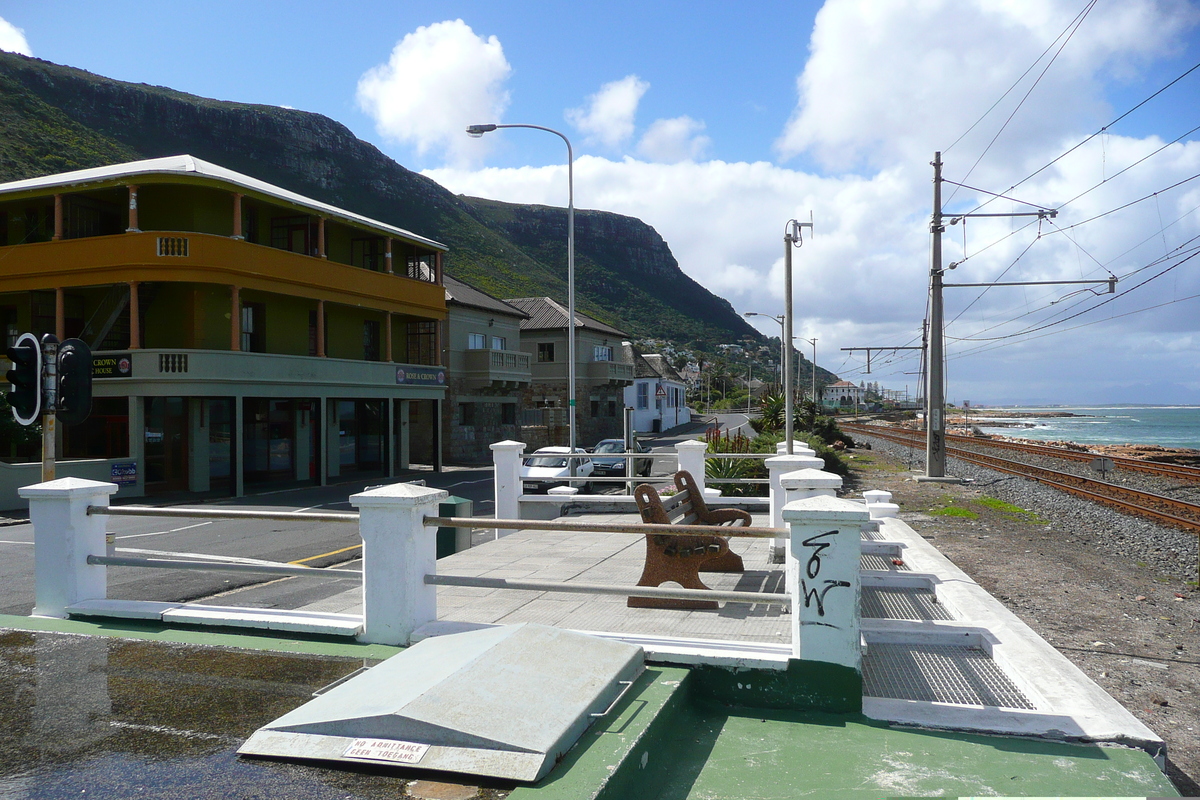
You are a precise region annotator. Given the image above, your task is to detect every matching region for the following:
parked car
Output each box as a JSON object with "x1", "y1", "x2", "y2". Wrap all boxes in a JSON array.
[
  {"x1": 520, "y1": 447, "x2": 594, "y2": 494},
  {"x1": 589, "y1": 438, "x2": 653, "y2": 478}
]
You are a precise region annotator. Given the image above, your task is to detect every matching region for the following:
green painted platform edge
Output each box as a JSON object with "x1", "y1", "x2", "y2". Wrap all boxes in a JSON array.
[
  {"x1": 0, "y1": 613, "x2": 403, "y2": 660},
  {"x1": 508, "y1": 666, "x2": 692, "y2": 800},
  {"x1": 688, "y1": 658, "x2": 862, "y2": 713}
]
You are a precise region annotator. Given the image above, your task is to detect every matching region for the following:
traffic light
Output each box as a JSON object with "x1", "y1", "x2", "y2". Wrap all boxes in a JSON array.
[
  {"x1": 5, "y1": 332, "x2": 41, "y2": 426},
  {"x1": 57, "y1": 338, "x2": 92, "y2": 427}
]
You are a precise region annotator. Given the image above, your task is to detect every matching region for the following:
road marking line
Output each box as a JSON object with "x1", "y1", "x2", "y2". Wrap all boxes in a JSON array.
[
  {"x1": 115, "y1": 521, "x2": 213, "y2": 540},
  {"x1": 290, "y1": 544, "x2": 362, "y2": 565}
]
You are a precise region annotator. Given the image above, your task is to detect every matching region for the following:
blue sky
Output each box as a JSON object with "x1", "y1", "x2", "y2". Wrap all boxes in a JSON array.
[{"x1": 3, "y1": 1, "x2": 1200, "y2": 404}]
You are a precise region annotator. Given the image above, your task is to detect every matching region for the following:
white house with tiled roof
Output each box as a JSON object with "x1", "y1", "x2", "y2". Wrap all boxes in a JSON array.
[
  {"x1": 822, "y1": 379, "x2": 864, "y2": 409},
  {"x1": 621, "y1": 343, "x2": 691, "y2": 433}
]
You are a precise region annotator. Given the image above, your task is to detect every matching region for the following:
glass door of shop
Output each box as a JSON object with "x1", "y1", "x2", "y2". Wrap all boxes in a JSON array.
[{"x1": 144, "y1": 397, "x2": 188, "y2": 493}]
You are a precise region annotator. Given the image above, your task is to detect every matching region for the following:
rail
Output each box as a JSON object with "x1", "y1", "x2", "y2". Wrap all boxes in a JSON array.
[
  {"x1": 88, "y1": 554, "x2": 363, "y2": 580},
  {"x1": 425, "y1": 574, "x2": 788, "y2": 606},
  {"x1": 91, "y1": 505, "x2": 359, "y2": 523},
  {"x1": 849, "y1": 424, "x2": 1200, "y2": 536}
]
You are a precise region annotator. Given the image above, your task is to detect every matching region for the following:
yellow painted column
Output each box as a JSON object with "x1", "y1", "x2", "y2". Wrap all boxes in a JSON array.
[
  {"x1": 230, "y1": 286, "x2": 240, "y2": 351},
  {"x1": 317, "y1": 300, "x2": 325, "y2": 357},
  {"x1": 232, "y1": 193, "x2": 243, "y2": 240},
  {"x1": 52, "y1": 194, "x2": 63, "y2": 241},
  {"x1": 126, "y1": 185, "x2": 139, "y2": 232},
  {"x1": 55, "y1": 287, "x2": 64, "y2": 341},
  {"x1": 129, "y1": 282, "x2": 141, "y2": 349},
  {"x1": 385, "y1": 313, "x2": 393, "y2": 362}
]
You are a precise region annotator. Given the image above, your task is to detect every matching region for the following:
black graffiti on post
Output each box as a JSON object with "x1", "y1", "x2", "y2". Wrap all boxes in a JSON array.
[{"x1": 800, "y1": 528, "x2": 851, "y2": 617}]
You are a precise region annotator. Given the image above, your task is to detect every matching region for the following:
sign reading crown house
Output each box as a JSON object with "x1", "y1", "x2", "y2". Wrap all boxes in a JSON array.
[
  {"x1": 92, "y1": 354, "x2": 132, "y2": 378},
  {"x1": 396, "y1": 367, "x2": 445, "y2": 386}
]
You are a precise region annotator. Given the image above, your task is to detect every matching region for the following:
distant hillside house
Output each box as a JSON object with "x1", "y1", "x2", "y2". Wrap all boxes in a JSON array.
[
  {"x1": 0, "y1": 155, "x2": 448, "y2": 505},
  {"x1": 504, "y1": 297, "x2": 634, "y2": 449},
  {"x1": 621, "y1": 343, "x2": 690, "y2": 434},
  {"x1": 822, "y1": 380, "x2": 865, "y2": 409},
  {"x1": 443, "y1": 276, "x2": 530, "y2": 464}
]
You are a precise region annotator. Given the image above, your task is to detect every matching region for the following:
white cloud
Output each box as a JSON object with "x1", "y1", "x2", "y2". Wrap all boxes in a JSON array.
[
  {"x1": 637, "y1": 116, "x2": 712, "y2": 163},
  {"x1": 775, "y1": 0, "x2": 1196, "y2": 170},
  {"x1": 0, "y1": 16, "x2": 31, "y2": 56},
  {"x1": 356, "y1": 19, "x2": 510, "y2": 165},
  {"x1": 566, "y1": 75, "x2": 648, "y2": 149},
  {"x1": 423, "y1": 0, "x2": 1200, "y2": 404}
]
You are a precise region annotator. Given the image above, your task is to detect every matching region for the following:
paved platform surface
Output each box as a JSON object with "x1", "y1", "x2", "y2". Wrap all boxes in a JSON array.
[{"x1": 302, "y1": 513, "x2": 794, "y2": 645}]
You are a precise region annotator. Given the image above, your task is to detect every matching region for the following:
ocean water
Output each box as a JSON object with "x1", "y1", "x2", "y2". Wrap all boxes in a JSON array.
[{"x1": 971, "y1": 406, "x2": 1200, "y2": 450}]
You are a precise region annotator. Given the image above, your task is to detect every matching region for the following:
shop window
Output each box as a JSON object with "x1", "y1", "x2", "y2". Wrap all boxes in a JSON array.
[
  {"x1": 538, "y1": 342, "x2": 555, "y2": 363},
  {"x1": 468, "y1": 333, "x2": 486, "y2": 350},
  {"x1": 501, "y1": 404, "x2": 516, "y2": 425},
  {"x1": 62, "y1": 397, "x2": 129, "y2": 459},
  {"x1": 460, "y1": 403, "x2": 476, "y2": 425}
]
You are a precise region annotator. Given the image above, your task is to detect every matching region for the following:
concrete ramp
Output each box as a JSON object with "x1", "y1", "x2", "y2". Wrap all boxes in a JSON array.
[{"x1": 238, "y1": 623, "x2": 644, "y2": 782}]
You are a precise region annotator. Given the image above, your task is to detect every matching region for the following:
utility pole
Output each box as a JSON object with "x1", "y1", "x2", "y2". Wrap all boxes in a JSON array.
[
  {"x1": 926, "y1": 151, "x2": 947, "y2": 478},
  {"x1": 783, "y1": 215, "x2": 813, "y2": 454},
  {"x1": 921, "y1": 151, "x2": 1107, "y2": 481}
]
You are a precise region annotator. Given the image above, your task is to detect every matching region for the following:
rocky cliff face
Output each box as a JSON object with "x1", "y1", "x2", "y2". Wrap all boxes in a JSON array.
[{"x1": 0, "y1": 51, "x2": 758, "y2": 349}]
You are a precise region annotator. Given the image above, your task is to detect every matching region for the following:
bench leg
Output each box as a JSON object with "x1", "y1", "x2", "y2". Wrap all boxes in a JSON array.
[
  {"x1": 700, "y1": 548, "x2": 745, "y2": 573},
  {"x1": 628, "y1": 536, "x2": 720, "y2": 610}
]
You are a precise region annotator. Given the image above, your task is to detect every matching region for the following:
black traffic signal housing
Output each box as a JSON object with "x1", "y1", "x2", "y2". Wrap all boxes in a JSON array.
[
  {"x1": 57, "y1": 338, "x2": 93, "y2": 427},
  {"x1": 5, "y1": 332, "x2": 41, "y2": 426}
]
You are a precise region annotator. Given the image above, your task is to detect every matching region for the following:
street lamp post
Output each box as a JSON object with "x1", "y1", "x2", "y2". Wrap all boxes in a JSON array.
[
  {"x1": 744, "y1": 311, "x2": 790, "y2": 449},
  {"x1": 467, "y1": 123, "x2": 578, "y2": 467}
]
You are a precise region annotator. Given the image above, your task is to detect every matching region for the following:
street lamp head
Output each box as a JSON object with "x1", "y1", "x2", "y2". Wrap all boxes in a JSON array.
[{"x1": 466, "y1": 124, "x2": 498, "y2": 138}]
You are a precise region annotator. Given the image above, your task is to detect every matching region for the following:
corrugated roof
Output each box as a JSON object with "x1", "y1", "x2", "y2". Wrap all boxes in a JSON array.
[
  {"x1": 504, "y1": 297, "x2": 627, "y2": 337},
  {"x1": 0, "y1": 154, "x2": 446, "y2": 251},
  {"x1": 444, "y1": 275, "x2": 528, "y2": 318}
]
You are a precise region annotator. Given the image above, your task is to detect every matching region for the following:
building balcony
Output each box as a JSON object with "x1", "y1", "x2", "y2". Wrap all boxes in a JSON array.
[
  {"x1": 586, "y1": 360, "x2": 634, "y2": 386},
  {"x1": 0, "y1": 231, "x2": 445, "y2": 318},
  {"x1": 90, "y1": 348, "x2": 448, "y2": 399},
  {"x1": 461, "y1": 348, "x2": 532, "y2": 390}
]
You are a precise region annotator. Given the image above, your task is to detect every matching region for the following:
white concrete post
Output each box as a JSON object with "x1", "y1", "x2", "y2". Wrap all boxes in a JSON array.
[
  {"x1": 776, "y1": 440, "x2": 816, "y2": 457},
  {"x1": 766, "y1": 455, "x2": 825, "y2": 562},
  {"x1": 22, "y1": 478, "x2": 119, "y2": 619},
  {"x1": 675, "y1": 439, "x2": 708, "y2": 492},
  {"x1": 491, "y1": 440, "x2": 525, "y2": 535},
  {"x1": 351, "y1": 482, "x2": 448, "y2": 646},
  {"x1": 783, "y1": 495, "x2": 870, "y2": 670},
  {"x1": 862, "y1": 489, "x2": 892, "y2": 505}
]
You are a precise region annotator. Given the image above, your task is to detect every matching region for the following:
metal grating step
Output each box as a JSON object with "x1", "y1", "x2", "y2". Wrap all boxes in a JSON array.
[
  {"x1": 861, "y1": 586, "x2": 953, "y2": 621},
  {"x1": 860, "y1": 553, "x2": 910, "y2": 571},
  {"x1": 862, "y1": 643, "x2": 1034, "y2": 709}
]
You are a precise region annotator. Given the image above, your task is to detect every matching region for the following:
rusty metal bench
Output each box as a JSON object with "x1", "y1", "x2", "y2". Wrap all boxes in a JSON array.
[{"x1": 629, "y1": 470, "x2": 748, "y2": 609}]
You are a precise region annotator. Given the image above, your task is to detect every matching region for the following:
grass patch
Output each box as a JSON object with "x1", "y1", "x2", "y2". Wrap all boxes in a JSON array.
[
  {"x1": 928, "y1": 505, "x2": 979, "y2": 519},
  {"x1": 976, "y1": 496, "x2": 1047, "y2": 525}
]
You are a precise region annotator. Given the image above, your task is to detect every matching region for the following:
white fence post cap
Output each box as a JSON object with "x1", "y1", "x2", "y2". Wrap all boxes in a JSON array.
[
  {"x1": 782, "y1": 494, "x2": 871, "y2": 523},
  {"x1": 19, "y1": 478, "x2": 119, "y2": 499},
  {"x1": 350, "y1": 483, "x2": 448, "y2": 508},
  {"x1": 779, "y1": 468, "x2": 842, "y2": 491},
  {"x1": 490, "y1": 440, "x2": 527, "y2": 452}
]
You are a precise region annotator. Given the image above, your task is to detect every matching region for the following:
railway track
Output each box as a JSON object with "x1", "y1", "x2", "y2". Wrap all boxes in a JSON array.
[
  {"x1": 843, "y1": 423, "x2": 1200, "y2": 535},
  {"x1": 842, "y1": 421, "x2": 1200, "y2": 482}
]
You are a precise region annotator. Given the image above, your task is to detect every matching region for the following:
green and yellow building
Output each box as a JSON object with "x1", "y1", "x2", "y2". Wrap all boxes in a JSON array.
[{"x1": 0, "y1": 155, "x2": 448, "y2": 501}]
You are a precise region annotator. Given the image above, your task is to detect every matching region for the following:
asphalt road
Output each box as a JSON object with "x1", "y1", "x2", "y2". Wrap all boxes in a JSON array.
[{"x1": 0, "y1": 446, "x2": 686, "y2": 616}]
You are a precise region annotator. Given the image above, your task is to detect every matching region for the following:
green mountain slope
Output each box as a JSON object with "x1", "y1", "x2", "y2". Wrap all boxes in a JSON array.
[{"x1": 0, "y1": 51, "x2": 760, "y2": 351}]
